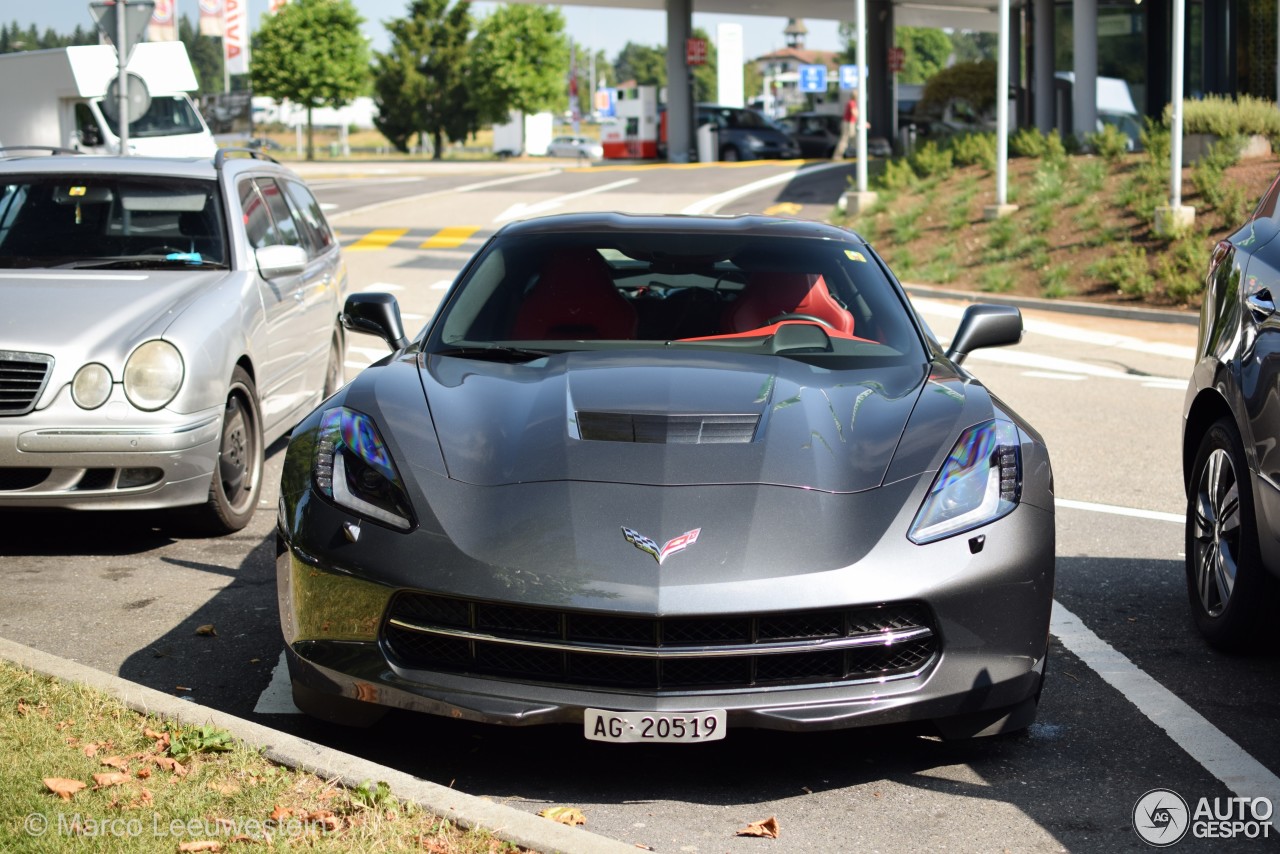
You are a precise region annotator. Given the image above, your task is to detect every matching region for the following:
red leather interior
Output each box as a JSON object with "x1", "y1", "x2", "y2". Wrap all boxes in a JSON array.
[
  {"x1": 723, "y1": 273, "x2": 855, "y2": 335},
  {"x1": 511, "y1": 248, "x2": 637, "y2": 340}
]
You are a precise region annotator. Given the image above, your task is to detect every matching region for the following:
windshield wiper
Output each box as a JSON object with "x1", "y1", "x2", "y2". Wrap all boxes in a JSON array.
[
  {"x1": 68, "y1": 255, "x2": 227, "y2": 270},
  {"x1": 433, "y1": 344, "x2": 557, "y2": 363}
]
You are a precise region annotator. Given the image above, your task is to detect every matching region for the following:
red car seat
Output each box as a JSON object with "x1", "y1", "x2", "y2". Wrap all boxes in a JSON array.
[
  {"x1": 724, "y1": 272, "x2": 854, "y2": 335},
  {"x1": 511, "y1": 248, "x2": 637, "y2": 340}
]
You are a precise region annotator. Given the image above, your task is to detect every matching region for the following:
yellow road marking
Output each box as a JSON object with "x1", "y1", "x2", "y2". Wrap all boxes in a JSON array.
[
  {"x1": 763, "y1": 202, "x2": 803, "y2": 215},
  {"x1": 346, "y1": 228, "x2": 409, "y2": 251},
  {"x1": 420, "y1": 226, "x2": 479, "y2": 249}
]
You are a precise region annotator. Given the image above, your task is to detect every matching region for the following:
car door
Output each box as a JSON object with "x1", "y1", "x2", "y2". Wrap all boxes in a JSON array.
[
  {"x1": 283, "y1": 178, "x2": 344, "y2": 396},
  {"x1": 1234, "y1": 181, "x2": 1280, "y2": 493},
  {"x1": 238, "y1": 176, "x2": 311, "y2": 430}
]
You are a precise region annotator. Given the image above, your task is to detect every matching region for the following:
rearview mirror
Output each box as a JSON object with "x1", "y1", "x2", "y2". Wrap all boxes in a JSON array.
[
  {"x1": 945, "y1": 304, "x2": 1022, "y2": 365},
  {"x1": 342, "y1": 292, "x2": 410, "y2": 350},
  {"x1": 255, "y1": 244, "x2": 308, "y2": 279}
]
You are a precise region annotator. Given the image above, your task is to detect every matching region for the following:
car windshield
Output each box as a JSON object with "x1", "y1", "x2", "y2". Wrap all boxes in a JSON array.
[
  {"x1": 429, "y1": 231, "x2": 925, "y2": 365},
  {"x1": 0, "y1": 174, "x2": 228, "y2": 268},
  {"x1": 96, "y1": 96, "x2": 206, "y2": 139}
]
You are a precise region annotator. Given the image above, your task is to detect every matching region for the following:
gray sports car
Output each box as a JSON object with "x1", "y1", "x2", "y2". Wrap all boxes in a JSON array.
[{"x1": 276, "y1": 213, "x2": 1054, "y2": 742}]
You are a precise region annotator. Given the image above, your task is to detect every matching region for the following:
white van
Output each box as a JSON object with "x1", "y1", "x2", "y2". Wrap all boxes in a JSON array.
[{"x1": 0, "y1": 42, "x2": 216, "y2": 157}]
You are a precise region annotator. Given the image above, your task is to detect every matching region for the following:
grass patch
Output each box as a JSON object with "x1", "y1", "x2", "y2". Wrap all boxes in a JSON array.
[
  {"x1": 0, "y1": 662, "x2": 524, "y2": 853},
  {"x1": 979, "y1": 265, "x2": 1015, "y2": 293},
  {"x1": 1040, "y1": 263, "x2": 1074, "y2": 299}
]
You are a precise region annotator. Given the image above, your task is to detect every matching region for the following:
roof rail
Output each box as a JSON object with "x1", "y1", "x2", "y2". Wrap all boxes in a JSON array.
[
  {"x1": 0, "y1": 146, "x2": 84, "y2": 158},
  {"x1": 214, "y1": 148, "x2": 280, "y2": 169}
]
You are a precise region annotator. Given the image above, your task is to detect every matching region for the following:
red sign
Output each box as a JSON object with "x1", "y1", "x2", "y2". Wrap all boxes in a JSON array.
[
  {"x1": 686, "y1": 38, "x2": 708, "y2": 66},
  {"x1": 888, "y1": 47, "x2": 906, "y2": 74}
]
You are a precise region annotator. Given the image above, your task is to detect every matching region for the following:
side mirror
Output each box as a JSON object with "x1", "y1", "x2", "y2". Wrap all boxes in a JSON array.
[
  {"x1": 342, "y1": 292, "x2": 410, "y2": 350},
  {"x1": 945, "y1": 304, "x2": 1022, "y2": 365},
  {"x1": 255, "y1": 244, "x2": 308, "y2": 279}
]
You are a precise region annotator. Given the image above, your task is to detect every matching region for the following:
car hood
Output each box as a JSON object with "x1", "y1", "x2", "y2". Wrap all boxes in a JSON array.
[
  {"x1": 420, "y1": 349, "x2": 933, "y2": 493},
  {"x1": 0, "y1": 269, "x2": 227, "y2": 368}
]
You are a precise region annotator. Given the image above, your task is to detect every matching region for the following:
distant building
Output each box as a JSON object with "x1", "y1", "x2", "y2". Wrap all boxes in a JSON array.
[{"x1": 751, "y1": 20, "x2": 840, "y2": 118}]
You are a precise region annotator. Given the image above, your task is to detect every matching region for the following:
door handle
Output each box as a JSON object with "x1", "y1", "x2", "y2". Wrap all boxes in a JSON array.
[{"x1": 1247, "y1": 288, "x2": 1275, "y2": 320}]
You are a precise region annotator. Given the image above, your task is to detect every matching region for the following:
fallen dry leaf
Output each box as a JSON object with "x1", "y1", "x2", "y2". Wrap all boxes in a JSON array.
[
  {"x1": 153, "y1": 756, "x2": 188, "y2": 777},
  {"x1": 177, "y1": 842, "x2": 222, "y2": 852},
  {"x1": 736, "y1": 816, "x2": 780, "y2": 839},
  {"x1": 174, "y1": 686, "x2": 193, "y2": 692},
  {"x1": 269, "y1": 805, "x2": 292, "y2": 822},
  {"x1": 143, "y1": 727, "x2": 164, "y2": 740},
  {"x1": 207, "y1": 781, "x2": 240, "y2": 796},
  {"x1": 538, "y1": 806, "x2": 587, "y2": 826},
  {"x1": 136, "y1": 767, "x2": 152, "y2": 779},
  {"x1": 17, "y1": 700, "x2": 28, "y2": 715},
  {"x1": 92, "y1": 771, "x2": 131, "y2": 789},
  {"x1": 101, "y1": 756, "x2": 129, "y2": 770},
  {"x1": 44, "y1": 778, "x2": 87, "y2": 801},
  {"x1": 82, "y1": 743, "x2": 100, "y2": 758},
  {"x1": 195, "y1": 624, "x2": 218, "y2": 637}
]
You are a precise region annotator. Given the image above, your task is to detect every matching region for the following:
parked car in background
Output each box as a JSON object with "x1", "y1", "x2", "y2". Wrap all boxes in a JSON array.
[
  {"x1": 278, "y1": 212, "x2": 1055, "y2": 741},
  {"x1": 775, "y1": 111, "x2": 892, "y2": 159},
  {"x1": 546, "y1": 135, "x2": 603, "y2": 160},
  {"x1": 0, "y1": 149, "x2": 348, "y2": 533},
  {"x1": 1183, "y1": 168, "x2": 1280, "y2": 649},
  {"x1": 696, "y1": 104, "x2": 800, "y2": 161}
]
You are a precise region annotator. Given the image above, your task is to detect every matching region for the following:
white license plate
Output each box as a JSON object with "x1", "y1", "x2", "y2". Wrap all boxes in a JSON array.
[{"x1": 584, "y1": 708, "x2": 726, "y2": 743}]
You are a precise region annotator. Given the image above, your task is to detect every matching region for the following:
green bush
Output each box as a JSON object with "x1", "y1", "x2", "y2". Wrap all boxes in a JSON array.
[
  {"x1": 1086, "y1": 124, "x2": 1131, "y2": 164},
  {"x1": 1171, "y1": 94, "x2": 1280, "y2": 145},
  {"x1": 1040, "y1": 264, "x2": 1074, "y2": 299},
  {"x1": 1010, "y1": 127, "x2": 1048, "y2": 158},
  {"x1": 1088, "y1": 243, "x2": 1154, "y2": 296},
  {"x1": 910, "y1": 141, "x2": 954, "y2": 179},
  {"x1": 979, "y1": 264, "x2": 1015, "y2": 293},
  {"x1": 1140, "y1": 118, "x2": 1171, "y2": 164},
  {"x1": 1157, "y1": 231, "x2": 1211, "y2": 303},
  {"x1": 920, "y1": 61, "x2": 998, "y2": 116},
  {"x1": 876, "y1": 157, "x2": 919, "y2": 191},
  {"x1": 949, "y1": 132, "x2": 997, "y2": 170},
  {"x1": 890, "y1": 206, "x2": 925, "y2": 244}
]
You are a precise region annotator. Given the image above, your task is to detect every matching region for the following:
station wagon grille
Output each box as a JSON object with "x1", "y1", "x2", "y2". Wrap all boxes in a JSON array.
[
  {"x1": 0, "y1": 351, "x2": 54, "y2": 416},
  {"x1": 383, "y1": 595, "x2": 938, "y2": 692}
]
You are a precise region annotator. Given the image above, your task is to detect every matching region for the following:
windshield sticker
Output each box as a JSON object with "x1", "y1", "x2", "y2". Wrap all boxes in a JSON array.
[
  {"x1": 69, "y1": 186, "x2": 87, "y2": 197},
  {"x1": 845, "y1": 250, "x2": 867, "y2": 263}
]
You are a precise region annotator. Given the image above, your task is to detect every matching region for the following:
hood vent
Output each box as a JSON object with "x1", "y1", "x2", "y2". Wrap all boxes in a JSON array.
[{"x1": 577, "y1": 411, "x2": 759, "y2": 444}]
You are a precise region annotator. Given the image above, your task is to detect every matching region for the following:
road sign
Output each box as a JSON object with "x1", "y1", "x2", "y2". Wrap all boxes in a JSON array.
[
  {"x1": 686, "y1": 37, "x2": 708, "y2": 66},
  {"x1": 839, "y1": 64, "x2": 860, "y2": 90},
  {"x1": 89, "y1": 1, "x2": 154, "y2": 63},
  {"x1": 798, "y1": 64, "x2": 827, "y2": 93},
  {"x1": 102, "y1": 72, "x2": 151, "y2": 123},
  {"x1": 888, "y1": 47, "x2": 906, "y2": 74}
]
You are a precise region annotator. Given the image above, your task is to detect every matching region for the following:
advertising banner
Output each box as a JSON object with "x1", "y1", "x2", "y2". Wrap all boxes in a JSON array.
[
  {"x1": 224, "y1": 0, "x2": 249, "y2": 75},
  {"x1": 198, "y1": 0, "x2": 224, "y2": 37},
  {"x1": 148, "y1": 0, "x2": 177, "y2": 42}
]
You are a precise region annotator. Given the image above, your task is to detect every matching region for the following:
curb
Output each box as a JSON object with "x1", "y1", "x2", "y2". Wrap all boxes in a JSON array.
[
  {"x1": 0, "y1": 637, "x2": 636, "y2": 854},
  {"x1": 903, "y1": 283, "x2": 1199, "y2": 326}
]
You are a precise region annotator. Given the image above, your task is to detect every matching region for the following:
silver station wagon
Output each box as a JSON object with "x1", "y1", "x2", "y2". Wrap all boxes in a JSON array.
[{"x1": 0, "y1": 149, "x2": 347, "y2": 533}]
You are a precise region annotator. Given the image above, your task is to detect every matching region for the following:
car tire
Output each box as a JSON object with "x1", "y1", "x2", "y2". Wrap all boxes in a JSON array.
[
  {"x1": 198, "y1": 367, "x2": 263, "y2": 535},
  {"x1": 720, "y1": 145, "x2": 740, "y2": 162},
  {"x1": 322, "y1": 329, "x2": 345, "y2": 399},
  {"x1": 1186, "y1": 417, "x2": 1273, "y2": 650}
]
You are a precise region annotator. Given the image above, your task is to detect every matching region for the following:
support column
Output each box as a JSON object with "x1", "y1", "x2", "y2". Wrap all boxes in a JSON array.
[
  {"x1": 1072, "y1": 0, "x2": 1097, "y2": 142},
  {"x1": 1156, "y1": 0, "x2": 1194, "y2": 235},
  {"x1": 665, "y1": 0, "x2": 693, "y2": 163},
  {"x1": 1033, "y1": 0, "x2": 1054, "y2": 133},
  {"x1": 985, "y1": 0, "x2": 1017, "y2": 220},
  {"x1": 868, "y1": 0, "x2": 892, "y2": 139},
  {"x1": 841, "y1": 0, "x2": 878, "y2": 214}
]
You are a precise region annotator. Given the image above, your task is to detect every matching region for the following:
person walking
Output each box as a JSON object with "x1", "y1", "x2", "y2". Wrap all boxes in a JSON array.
[{"x1": 833, "y1": 95, "x2": 858, "y2": 160}]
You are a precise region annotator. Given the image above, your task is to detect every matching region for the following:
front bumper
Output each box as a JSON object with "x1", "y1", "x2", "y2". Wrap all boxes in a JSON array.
[
  {"x1": 0, "y1": 384, "x2": 222, "y2": 510},
  {"x1": 278, "y1": 498, "x2": 1054, "y2": 733}
]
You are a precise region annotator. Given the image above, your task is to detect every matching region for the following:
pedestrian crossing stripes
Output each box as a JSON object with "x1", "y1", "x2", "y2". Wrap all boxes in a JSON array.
[{"x1": 340, "y1": 225, "x2": 484, "y2": 252}]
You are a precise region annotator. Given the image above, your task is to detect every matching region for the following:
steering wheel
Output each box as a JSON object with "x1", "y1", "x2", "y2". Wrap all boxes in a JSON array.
[
  {"x1": 768, "y1": 312, "x2": 835, "y2": 329},
  {"x1": 141, "y1": 245, "x2": 188, "y2": 256}
]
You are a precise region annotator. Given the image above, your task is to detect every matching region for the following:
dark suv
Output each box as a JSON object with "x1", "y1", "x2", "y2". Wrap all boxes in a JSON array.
[
  {"x1": 1183, "y1": 169, "x2": 1280, "y2": 649},
  {"x1": 697, "y1": 104, "x2": 800, "y2": 162}
]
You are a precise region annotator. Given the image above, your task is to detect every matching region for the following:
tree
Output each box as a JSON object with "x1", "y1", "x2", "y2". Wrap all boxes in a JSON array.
[
  {"x1": 894, "y1": 27, "x2": 952, "y2": 85},
  {"x1": 469, "y1": 5, "x2": 569, "y2": 126},
  {"x1": 689, "y1": 27, "x2": 718, "y2": 104},
  {"x1": 179, "y1": 15, "x2": 224, "y2": 96},
  {"x1": 951, "y1": 31, "x2": 998, "y2": 64},
  {"x1": 614, "y1": 41, "x2": 666, "y2": 88},
  {"x1": 372, "y1": 0, "x2": 473, "y2": 158},
  {"x1": 920, "y1": 60, "x2": 998, "y2": 116},
  {"x1": 250, "y1": 0, "x2": 369, "y2": 160}
]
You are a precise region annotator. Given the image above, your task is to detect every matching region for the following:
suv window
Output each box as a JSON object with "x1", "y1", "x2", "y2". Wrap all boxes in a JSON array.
[
  {"x1": 239, "y1": 177, "x2": 303, "y2": 252},
  {"x1": 284, "y1": 180, "x2": 335, "y2": 257}
]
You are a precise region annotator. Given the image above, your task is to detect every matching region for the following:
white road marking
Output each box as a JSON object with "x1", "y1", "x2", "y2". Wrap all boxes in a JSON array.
[
  {"x1": 1051, "y1": 600, "x2": 1280, "y2": 823},
  {"x1": 253, "y1": 651, "x2": 302, "y2": 715},
  {"x1": 1023, "y1": 371, "x2": 1087, "y2": 381},
  {"x1": 494, "y1": 178, "x2": 640, "y2": 223},
  {"x1": 1057, "y1": 498, "x2": 1183, "y2": 523},
  {"x1": 968, "y1": 347, "x2": 1186, "y2": 389},
  {"x1": 430, "y1": 280, "x2": 452, "y2": 290},
  {"x1": 361, "y1": 282, "x2": 404, "y2": 292},
  {"x1": 319, "y1": 202, "x2": 338, "y2": 211},
  {"x1": 402, "y1": 312, "x2": 426, "y2": 321},
  {"x1": 328, "y1": 170, "x2": 559, "y2": 221},
  {"x1": 680, "y1": 161, "x2": 850, "y2": 215}
]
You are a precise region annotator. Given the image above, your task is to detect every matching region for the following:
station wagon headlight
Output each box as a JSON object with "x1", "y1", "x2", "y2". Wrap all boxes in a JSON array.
[
  {"x1": 123, "y1": 340, "x2": 183, "y2": 411},
  {"x1": 909, "y1": 418, "x2": 1021, "y2": 545},
  {"x1": 313, "y1": 407, "x2": 414, "y2": 531},
  {"x1": 71, "y1": 363, "x2": 112, "y2": 409}
]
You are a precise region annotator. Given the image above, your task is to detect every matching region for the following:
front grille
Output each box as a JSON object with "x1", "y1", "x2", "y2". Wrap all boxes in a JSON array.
[
  {"x1": 577, "y1": 411, "x2": 759, "y2": 444},
  {"x1": 383, "y1": 595, "x2": 938, "y2": 692},
  {"x1": 0, "y1": 351, "x2": 54, "y2": 416}
]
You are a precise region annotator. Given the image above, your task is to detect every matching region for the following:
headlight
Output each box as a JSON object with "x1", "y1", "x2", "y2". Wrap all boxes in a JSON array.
[
  {"x1": 71, "y1": 363, "x2": 112, "y2": 409},
  {"x1": 123, "y1": 340, "x2": 183, "y2": 410},
  {"x1": 744, "y1": 134, "x2": 764, "y2": 148},
  {"x1": 313, "y1": 407, "x2": 414, "y2": 530},
  {"x1": 908, "y1": 418, "x2": 1021, "y2": 544}
]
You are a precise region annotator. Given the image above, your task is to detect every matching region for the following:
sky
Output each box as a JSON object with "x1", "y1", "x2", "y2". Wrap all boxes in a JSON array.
[{"x1": 19, "y1": 1, "x2": 846, "y2": 66}]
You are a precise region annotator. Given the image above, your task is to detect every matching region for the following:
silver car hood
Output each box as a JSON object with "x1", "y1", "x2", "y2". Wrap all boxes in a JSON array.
[
  {"x1": 0, "y1": 269, "x2": 227, "y2": 370},
  {"x1": 421, "y1": 349, "x2": 933, "y2": 493}
]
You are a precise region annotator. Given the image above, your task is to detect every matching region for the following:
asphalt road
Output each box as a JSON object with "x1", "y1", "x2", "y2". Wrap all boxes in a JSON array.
[{"x1": 3, "y1": 159, "x2": 1278, "y2": 852}]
